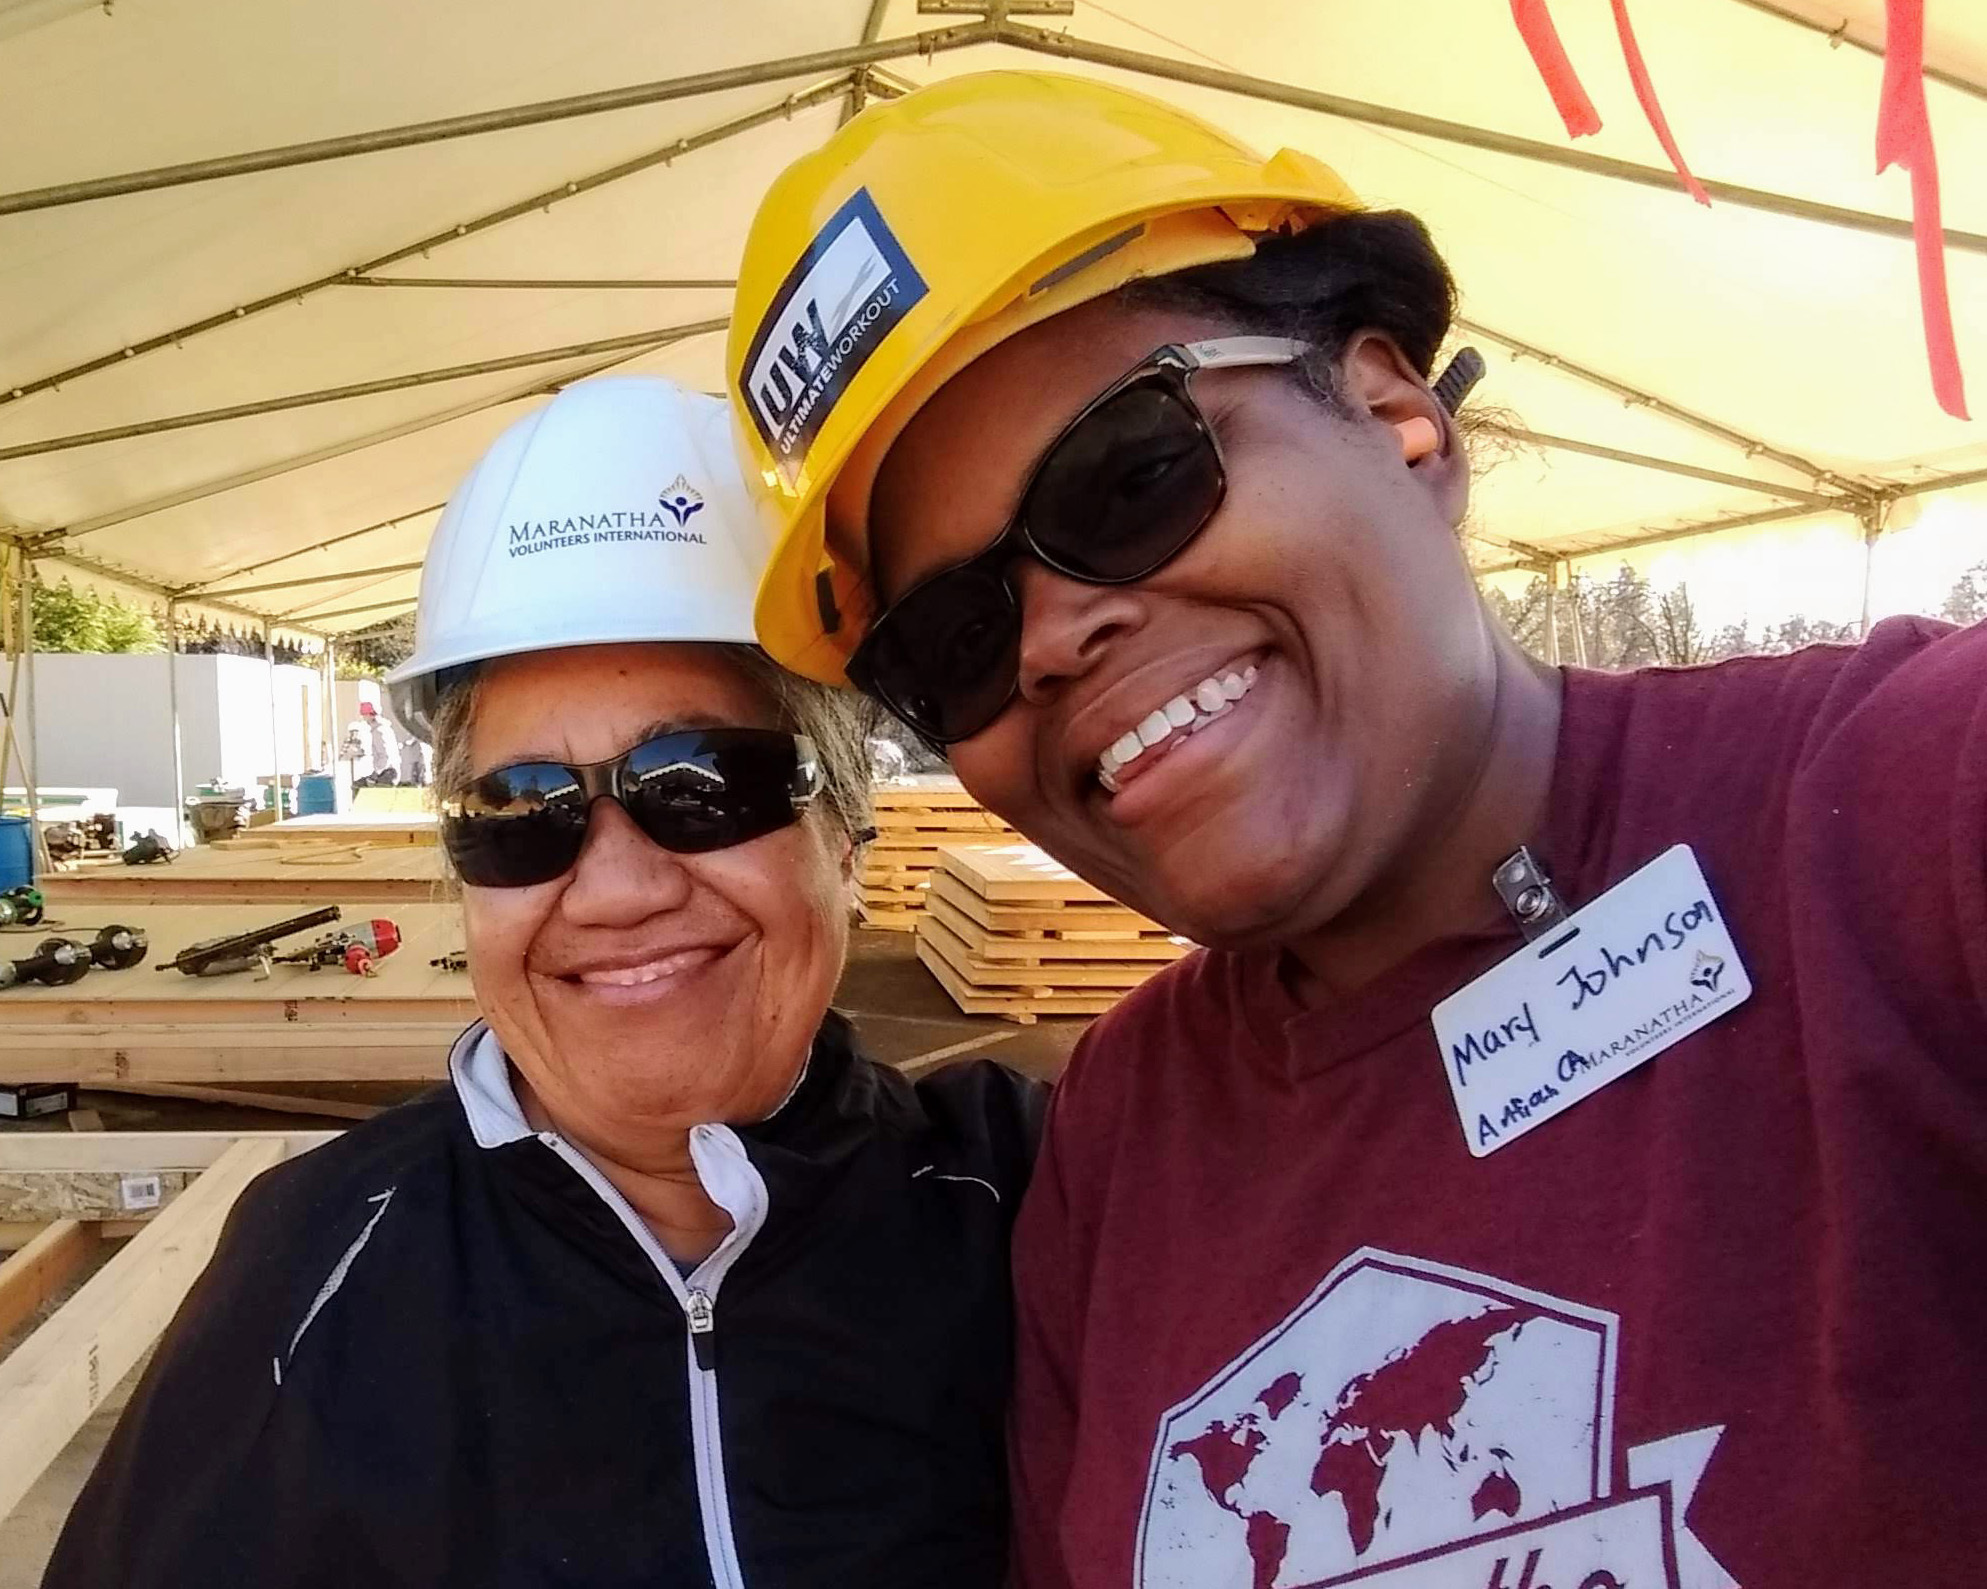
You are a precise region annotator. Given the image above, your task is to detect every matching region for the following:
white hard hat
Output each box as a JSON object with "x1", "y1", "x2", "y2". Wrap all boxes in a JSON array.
[{"x1": 386, "y1": 375, "x2": 770, "y2": 739}]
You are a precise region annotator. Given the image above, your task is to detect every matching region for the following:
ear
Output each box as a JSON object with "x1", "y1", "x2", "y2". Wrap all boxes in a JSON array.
[{"x1": 1338, "y1": 331, "x2": 1470, "y2": 527}]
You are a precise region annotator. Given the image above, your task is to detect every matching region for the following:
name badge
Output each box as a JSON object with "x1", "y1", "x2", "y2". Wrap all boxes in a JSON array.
[{"x1": 1432, "y1": 844, "x2": 1751, "y2": 1157}]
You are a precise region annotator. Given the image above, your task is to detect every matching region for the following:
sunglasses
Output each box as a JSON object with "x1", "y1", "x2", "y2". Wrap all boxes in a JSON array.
[
  {"x1": 441, "y1": 727, "x2": 822, "y2": 889},
  {"x1": 847, "y1": 336, "x2": 1310, "y2": 746}
]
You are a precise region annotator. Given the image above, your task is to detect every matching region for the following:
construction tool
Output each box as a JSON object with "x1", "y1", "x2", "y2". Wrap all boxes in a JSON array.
[
  {"x1": 122, "y1": 830, "x2": 175, "y2": 866},
  {"x1": 0, "y1": 924, "x2": 149, "y2": 989},
  {"x1": 156, "y1": 905, "x2": 342, "y2": 978},
  {"x1": 0, "y1": 886, "x2": 46, "y2": 927},
  {"x1": 44, "y1": 812, "x2": 120, "y2": 865},
  {"x1": 269, "y1": 918, "x2": 402, "y2": 977}
]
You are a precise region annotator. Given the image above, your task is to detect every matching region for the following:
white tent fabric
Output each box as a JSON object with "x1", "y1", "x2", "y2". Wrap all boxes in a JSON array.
[{"x1": 0, "y1": 0, "x2": 1981, "y2": 642}]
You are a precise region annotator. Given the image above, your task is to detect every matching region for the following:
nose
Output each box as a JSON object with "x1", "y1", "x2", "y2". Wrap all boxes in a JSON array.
[
  {"x1": 1013, "y1": 560, "x2": 1144, "y2": 706},
  {"x1": 557, "y1": 798, "x2": 693, "y2": 926}
]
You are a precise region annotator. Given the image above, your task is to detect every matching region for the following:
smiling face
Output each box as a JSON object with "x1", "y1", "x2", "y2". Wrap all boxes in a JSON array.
[
  {"x1": 459, "y1": 643, "x2": 849, "y2": 1149},
  {"x1": 866, "y1": 297, "x2": 1501, "y2": 951}
]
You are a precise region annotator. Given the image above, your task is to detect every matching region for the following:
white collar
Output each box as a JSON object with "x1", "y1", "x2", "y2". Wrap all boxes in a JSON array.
[{"x1": 447, "y1": 1023, "x2": 534, "y2": 1150}]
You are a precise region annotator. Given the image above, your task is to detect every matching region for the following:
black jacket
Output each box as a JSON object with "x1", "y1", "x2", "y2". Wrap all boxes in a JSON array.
[{"x1": 44, "y1": 1014, "x2": 1043, "y2": 1587}]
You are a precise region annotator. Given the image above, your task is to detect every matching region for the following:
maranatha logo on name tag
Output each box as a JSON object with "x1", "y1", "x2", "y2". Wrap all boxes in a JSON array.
[
  {"x1": 738, "y1": 187, "x2": 927, "y2": 477},
  {"x1": 1433, "y1": 844, "x2": 1751, "y2": 1158}
]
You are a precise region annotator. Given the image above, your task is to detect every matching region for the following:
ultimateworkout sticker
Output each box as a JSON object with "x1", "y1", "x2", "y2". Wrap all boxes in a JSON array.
[{"x1": 738, "y1": 187, "x2": 928, "y2": 479}]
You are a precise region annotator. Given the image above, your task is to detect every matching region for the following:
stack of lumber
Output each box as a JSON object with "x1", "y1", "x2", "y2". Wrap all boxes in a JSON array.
[
  {"x1": 258, "y1": 812, "x2": 437, "y2": 846},
  {"x1": 858, "y1": 776, "x2": 1017, "y2": 930},
  {"x1": 0, "y1": 902, "x2": 475, "y2": 1085},
  {"x1": 48, "y1": 841, "x2": 447, "y2": 905},
  {"x1": 915, "y1": 843, "x2": 1193, "y2": 1023}
]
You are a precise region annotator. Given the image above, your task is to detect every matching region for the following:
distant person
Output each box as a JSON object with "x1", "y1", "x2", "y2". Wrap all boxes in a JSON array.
[
  {"x1": 732, "y1": 71, "x2": 1987, "y2": 1588},
  {"x1": 353, "y1": 700, "x2": 400, "y2": 786}
]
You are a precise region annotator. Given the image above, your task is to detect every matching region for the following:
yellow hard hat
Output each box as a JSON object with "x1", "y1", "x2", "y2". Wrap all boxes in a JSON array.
[{"x1": 728, "y1": 70, "x2": 1361, "y2": 684}]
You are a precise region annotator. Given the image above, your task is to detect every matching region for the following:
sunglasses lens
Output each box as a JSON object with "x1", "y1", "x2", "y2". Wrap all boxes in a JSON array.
[
  {"x1": 621, "y1": 729, "x2": 806, "y2": 854},
  {"x1": 443, "y1": 764, "x2": 588, "y2": 888},
  {"x1": 1027, "y1": 380, "x2": 1222, "y2": 580},
  {"x1": 859, "y1": 567, "x2": 1020, "y2": 745}
]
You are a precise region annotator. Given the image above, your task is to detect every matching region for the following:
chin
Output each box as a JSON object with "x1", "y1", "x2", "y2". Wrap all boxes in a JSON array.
[{"x1": 1118, "y1": 845, "x2": 1327, "y2": 954}]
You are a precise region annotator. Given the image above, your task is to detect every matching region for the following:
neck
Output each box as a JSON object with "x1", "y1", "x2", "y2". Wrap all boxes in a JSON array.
[
  {"x1": 515, "y1": 1075, "x2": 733, "y2": 1266},
  {"x1": 1285, "y1": 635, "x2": 1563, "y2": 1000}
]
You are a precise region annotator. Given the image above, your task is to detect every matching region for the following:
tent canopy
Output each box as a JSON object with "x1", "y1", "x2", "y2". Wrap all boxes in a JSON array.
[{"x1": 1, "y1": 0, "x2": 1981, "y2": 642}]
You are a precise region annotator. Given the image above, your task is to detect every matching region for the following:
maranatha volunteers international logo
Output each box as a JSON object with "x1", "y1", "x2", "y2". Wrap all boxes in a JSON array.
[
  {"x1": 737, "y1": 186, "x2": 927, "y2": 475},
  {"x1": 658, "y1": 475, "x2": 704, "y2": 526},
  {"x1": 1137, "y1": 1250, "x2": 1733, "y2": 1589},
  {"x1": 504, "y1": 486, "x2": 709, "y2": 561}
]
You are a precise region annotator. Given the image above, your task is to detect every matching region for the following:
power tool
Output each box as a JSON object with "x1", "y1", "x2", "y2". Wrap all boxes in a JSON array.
[
  {"x1": 0, "y1": 924, "x2": 149, "y2": 989},
  {"x1": 0, "y1": 886, "x2": 46, "y2": 928},
  {"x1": 269, "y1": 919, "x2": 402, "y2": 977},
  {"x1": 157, "y1": 906, "x2": 343, "y2": 977}
]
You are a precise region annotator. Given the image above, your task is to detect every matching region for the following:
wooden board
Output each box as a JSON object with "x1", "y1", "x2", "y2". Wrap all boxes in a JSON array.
[
  {"x1": 351, "y1": 785, "x2": 432, "y2": 814},
  {"x1": 0, "y1": 1221, "x2": 97, "y2": 1340},
  {"x1": 256, "y1": 813, "x2": 437, "y2": 846},
  {"x1": 46, "y1": 842, "x2": 448, "y2": 905},
  {"x1": 925, "y1": 872, "x2": 1169, "y2": 937},
  {"x1": 915, "y1": 941, "x2": 1122, "y2": 1023},
  {"x1": 855, "y1": 902, "x2": 921, "y2": 932},
  {"x1": 0, "y1": 1137, "x2": 290, "y2": 1522},
  {"x1": 869, "y1": 775, "x2": 989, "y2": 810},
  {"x1": 916, "y1": 914, "x2": 1165, "y2": 990},
  {"x1": 935, "y1": 842, "x2": 1117, "y2": 903},
  {"x1": 923, "y1": 892, "x2": 1189, "y2": 963}
]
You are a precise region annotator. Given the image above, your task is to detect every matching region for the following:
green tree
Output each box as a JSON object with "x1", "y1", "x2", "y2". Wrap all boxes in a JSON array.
[
  {"x1": 1943, "y1": 562, "x2": 1987, "y2": 627},
  {"x1": 30, "y1": 577, "x2": 162, "y2": 653}
]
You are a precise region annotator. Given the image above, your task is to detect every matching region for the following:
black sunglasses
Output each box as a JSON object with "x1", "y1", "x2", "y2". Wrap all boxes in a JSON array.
[
  {"x1": 848, "y1": 338, "x2": 1486, "y2": 747},
  {"x1": 441, "y1": 727, "x2": 822, "y2": 889}
]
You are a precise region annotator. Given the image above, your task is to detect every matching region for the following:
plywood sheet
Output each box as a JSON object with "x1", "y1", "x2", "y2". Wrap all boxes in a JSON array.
[{"x1": 47, "y1": 843, "x2": 448, "y2": 905}]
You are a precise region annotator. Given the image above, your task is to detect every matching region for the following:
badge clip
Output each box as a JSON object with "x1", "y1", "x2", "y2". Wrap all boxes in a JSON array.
[{"x1": 1492, "y1": 847, "x2": 1568, "y2": 942}]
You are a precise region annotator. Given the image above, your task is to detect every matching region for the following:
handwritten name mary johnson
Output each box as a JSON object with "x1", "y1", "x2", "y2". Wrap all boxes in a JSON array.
[{"x1": 1449, "y1": 896, "x2": 1721, "y2": 1090}]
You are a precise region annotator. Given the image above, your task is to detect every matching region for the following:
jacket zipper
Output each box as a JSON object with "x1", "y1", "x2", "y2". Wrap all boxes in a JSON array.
[{"x1": 539, "y1": 1124, "x2": 768, "y2": 1589}]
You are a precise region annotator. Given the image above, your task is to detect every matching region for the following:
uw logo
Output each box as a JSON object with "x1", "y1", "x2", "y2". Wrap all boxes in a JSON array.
[{"x1": 658, "y1": 476, "x2": 705, "y2": 526}]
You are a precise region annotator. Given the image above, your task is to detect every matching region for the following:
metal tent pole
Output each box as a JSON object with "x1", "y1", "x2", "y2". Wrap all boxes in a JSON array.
[
  {"x1": 1543, "y1": 563, "x2": 1562, "y2": 667},
  {"x1": 13, "y1": 552, "x2": 46, "y2": 876},
  {"x1": 165, "y1": 601, "x2": 187, "y2": 846},
  {"x1": 321, "y1": 639, "x2": 336, "y2": 787},
  {"x1": 265, "y1": 622, "x2": 283, "y2": 819}
]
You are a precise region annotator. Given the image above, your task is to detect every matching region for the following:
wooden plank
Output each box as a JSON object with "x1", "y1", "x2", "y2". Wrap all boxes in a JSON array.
[
  {"x1": 917, "y1": 915, "x2": 1163, "y2": 990},
  {"x1": 914, "y1": 940, "x2": 1122, "y2": 1023},
  {"x1": 854, "y1": 904, "x2": 921, "y2": 932},
  {"x1": 0, "y1": 1170, "x2": 191, "y2": 1223},
  {"x1": 47, "y1": 842, "x2": 446, "y2": 905},
  {"x1": 0, "y1": 1131, "x2": 336, "y2": 1174},
  {"x1": 924, "y1": 893, "x2": 1189, "y2": 963},
  {"x1": 935, "y1": 842, "x2": 1116, "y2": 903},
  {"x1": 0, "y1": 1026, "x2": 460, "y2": 1084},
  {"x1": 257, "y1": 814, "x2": 436, "y2": 846},
  {"x1": 869, "y1": 775, "x2": 986, "y2": 809},
  {"x1": 926, "y1": 871, "x2": 1168, "y2": 936},
  {"x1": 0, "y1": 1137, "x2": 288, "y2": 1522},
  {"x1": 85, "y1": 1081, "x2": 383, "y2": 1122},
  {"x1": 0, "y1": 1220, "x2": 145, "y2": 1250},
  {"x1": 0, "y1": 1221, "x2": 98, "y2": 1340}
]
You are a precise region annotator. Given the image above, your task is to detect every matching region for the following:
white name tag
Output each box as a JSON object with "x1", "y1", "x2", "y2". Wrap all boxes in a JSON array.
[{"x1": 1433, "y1": 844, "x2": 1751, "y2": 1157}]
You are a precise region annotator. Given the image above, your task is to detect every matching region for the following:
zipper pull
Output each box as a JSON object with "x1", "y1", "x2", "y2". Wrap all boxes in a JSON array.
[{"x1": 686, "y1": 1287, "x2": 717, "y2": 1372}]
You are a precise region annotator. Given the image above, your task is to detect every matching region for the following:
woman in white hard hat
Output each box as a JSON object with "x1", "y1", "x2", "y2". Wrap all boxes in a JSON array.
[
  {"x1": 45, "y1": 375, "x2": 1042, "y2": 1589},
  {"x1": 730, "y1": 73, "x2": 1987, "y2": 1589}
]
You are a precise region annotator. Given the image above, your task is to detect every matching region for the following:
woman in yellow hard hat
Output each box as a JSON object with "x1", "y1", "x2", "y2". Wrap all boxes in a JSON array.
[{"x1": 729, "y1": 70, "x2": 1987, "y2": 1589}]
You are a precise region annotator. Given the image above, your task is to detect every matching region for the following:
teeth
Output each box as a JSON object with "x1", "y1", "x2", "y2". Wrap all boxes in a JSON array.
[{"x1": 1095, "y1": 664, "x2": 1262, "y2": 790}]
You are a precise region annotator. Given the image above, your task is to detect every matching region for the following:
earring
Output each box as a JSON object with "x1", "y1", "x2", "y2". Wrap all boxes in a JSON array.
[{"x1": 1395, "y1": 417, "x2": 1440, "y2": 462}]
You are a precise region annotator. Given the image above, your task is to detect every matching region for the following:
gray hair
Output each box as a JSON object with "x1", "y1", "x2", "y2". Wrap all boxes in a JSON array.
[{"x1": 430, "y1": 644, "x2": 876, "y2": 857}]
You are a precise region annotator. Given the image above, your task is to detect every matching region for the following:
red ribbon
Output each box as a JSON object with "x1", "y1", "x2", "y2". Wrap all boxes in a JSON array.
[
  {"x1": 1876, "y1": 0, "x2": 1969, "y2": 419},
  {"x1": 1510, "y1": 0, "x2": 1601, "y2": 137},
  {"x1": 1611, "y1": 0, "x2": 1709, "y2": 206}
]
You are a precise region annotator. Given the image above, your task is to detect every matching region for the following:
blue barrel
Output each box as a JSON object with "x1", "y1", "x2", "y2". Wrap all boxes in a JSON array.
[
  {"x1": 0, "y1": 815, "x2": 32, "y2": 889},
  {"x1": 296, "y1": 773, "x2": 337, "y2": 816}
]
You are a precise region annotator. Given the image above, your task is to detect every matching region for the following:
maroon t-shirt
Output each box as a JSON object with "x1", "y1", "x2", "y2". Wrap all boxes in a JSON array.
[{"x1": 1010, "y1": 617, "x2": 1987, "y2": 1589}]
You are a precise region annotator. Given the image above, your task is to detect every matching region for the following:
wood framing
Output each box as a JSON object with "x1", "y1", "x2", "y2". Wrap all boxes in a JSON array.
[
  {"x1": 0, "y1": 1137, "x2": 294, "y2": 1520},
  {"x1": 0, "y1": 1221, "x2": 98, "y2": 1340}
]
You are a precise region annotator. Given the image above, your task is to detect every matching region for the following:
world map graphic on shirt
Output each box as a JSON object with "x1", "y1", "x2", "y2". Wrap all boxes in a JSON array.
[
  {"x1": 1136, "y1": 1250, "x2": 1734, "y2": 1589},
  {"x1": 1168, "y1": 1309, "x2": 1538, "y2": 1586}
]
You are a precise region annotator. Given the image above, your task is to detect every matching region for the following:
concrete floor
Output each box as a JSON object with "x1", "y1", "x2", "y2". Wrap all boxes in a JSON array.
[{"x1": 0, "y1": 927, "x2": 1088, "y2": 1578}]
